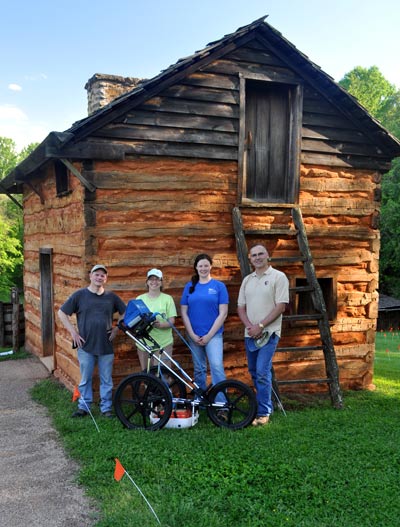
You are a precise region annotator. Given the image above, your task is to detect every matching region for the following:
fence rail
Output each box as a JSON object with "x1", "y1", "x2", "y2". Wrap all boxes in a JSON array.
[{"x1": 0, "y1": 287, "x2": 25, "y2": 350}]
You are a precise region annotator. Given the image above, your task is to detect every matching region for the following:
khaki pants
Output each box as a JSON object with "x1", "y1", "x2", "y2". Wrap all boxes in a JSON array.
[{"x1": 137, "y1": 344, "x2": 173, "y2": 371}]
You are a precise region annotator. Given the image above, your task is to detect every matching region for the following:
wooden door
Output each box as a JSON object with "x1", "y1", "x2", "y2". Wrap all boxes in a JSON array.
[
  {"x1": 39, "y1": 248, "x2": 54, "y2": 359},
  {"x1": 244, "y1": 80, "x2": 300, "y2": 203}
]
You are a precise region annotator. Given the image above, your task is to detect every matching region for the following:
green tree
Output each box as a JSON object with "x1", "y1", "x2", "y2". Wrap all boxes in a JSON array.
[
  {"x1": 0, "y1": 137, "x2": 19, "y2": 181},
  {"x1": 380, "y1": 90, "x2": 400, "y2": 140},
  {"x1": 380, "y1": 158, "x2": 400, "y2": 296},
  {"x1": 0, "y1": 207, "x2": 23, "y2": 297},
  {"x1": 340, "y1": 66, "x2": 398, "y2": 125},
  {"x1": 0, "y1": 138, "x2": 38, "y2": 300},
  {"x1": 339, "y1": 66, "x2": 400, "y2": 297}
]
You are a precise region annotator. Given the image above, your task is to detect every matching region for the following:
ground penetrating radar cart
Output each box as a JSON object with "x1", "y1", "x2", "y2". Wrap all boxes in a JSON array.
[{"x1": 114, "y1": 300, "x2": 257, "y2": 431}]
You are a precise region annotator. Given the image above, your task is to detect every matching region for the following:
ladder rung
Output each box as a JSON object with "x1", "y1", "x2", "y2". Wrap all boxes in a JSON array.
[
  {"x1": 276, "y1": 378, "x2": 332, "y2": 385},
  {"x1": 244, "y1": 229, "x2": 298, "y2": 236},
  {"x1": 283, "y1": 314, "x2": 323, "y2": 321},
  {"x1": 290, "y1": 286, "x2": 314, "y2": 293},
  {"x1": 276, "y1": 345, "x2": 323, "y2": 353},
  {"x1": 269, "y1": 256, "x2": 306, "y2": 264}
]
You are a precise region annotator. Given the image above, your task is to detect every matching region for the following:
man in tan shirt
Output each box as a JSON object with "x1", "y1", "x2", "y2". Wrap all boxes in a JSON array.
[{"x1": 237, "y1": 245, "x2": 289, "y2": 426}]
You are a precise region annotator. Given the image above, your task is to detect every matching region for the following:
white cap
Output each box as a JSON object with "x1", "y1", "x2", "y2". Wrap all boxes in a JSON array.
[
  {"x1": 90, "y1": 264, "x2": 108, "y2": 274},
  {"x1": 147, "y1": 268, "x2": 163, "y2": 279}
]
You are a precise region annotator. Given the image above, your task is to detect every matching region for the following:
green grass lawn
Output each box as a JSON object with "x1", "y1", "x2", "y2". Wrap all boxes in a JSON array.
[{"x1": 30, "y1": 334, "x2": 400, "y2": 527}]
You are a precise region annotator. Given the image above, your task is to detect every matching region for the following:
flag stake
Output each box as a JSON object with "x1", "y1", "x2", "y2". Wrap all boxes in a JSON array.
[
  {"x1": 72, "y1": 386, "x2": 100, "y2": 433},
  {"x1": 114, "y1": 459, "x2": 161, "y2": 525}
]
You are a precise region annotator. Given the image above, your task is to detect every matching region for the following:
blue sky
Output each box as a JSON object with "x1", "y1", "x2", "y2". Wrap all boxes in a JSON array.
[{"x1": 1, "y1": 0, "x2": 399, "y2": 150}]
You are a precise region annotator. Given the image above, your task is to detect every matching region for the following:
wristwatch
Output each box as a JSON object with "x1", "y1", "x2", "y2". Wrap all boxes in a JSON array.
[{"x1": 258, "y1": 322, "x2": 264, "y2": 329}]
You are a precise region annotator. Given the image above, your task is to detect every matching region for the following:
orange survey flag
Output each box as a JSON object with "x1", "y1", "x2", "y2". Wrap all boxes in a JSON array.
[
  {"x1": 72, "y1": 386, "x2": 81, "y2": 402},
  {"x1": 114, "y1": 458, "x2": 125, "y2": 482}
]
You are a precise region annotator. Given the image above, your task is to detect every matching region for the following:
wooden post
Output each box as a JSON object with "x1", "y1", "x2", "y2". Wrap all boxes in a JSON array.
[
  {"x1": 232, "y1": 207, "x2": 251, "y2": 277},
  {"x1": 11, "y1": 287, "x2": 20, "y2": 353},
  {"x1": 0, "y1": 302, "x2": 4, "y2": 347}
]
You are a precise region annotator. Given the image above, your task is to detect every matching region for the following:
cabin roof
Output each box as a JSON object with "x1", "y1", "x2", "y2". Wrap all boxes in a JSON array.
[
  {"x1": 379, "y1": 294, "x2": 400, "y2": 312},
  {"x1": 3, "y1": 15, "x2": 400, "y2": 192}
]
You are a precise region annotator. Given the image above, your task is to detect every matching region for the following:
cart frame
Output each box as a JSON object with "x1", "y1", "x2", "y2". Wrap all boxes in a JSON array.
[{"x1": 113, "y1": 300, "x2": 257, "y2": 431}]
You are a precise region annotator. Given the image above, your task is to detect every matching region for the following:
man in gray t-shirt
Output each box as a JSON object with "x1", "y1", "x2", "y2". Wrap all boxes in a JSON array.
[{"x1": 58, "y1": 264, "x2": 126, "y2": 418}]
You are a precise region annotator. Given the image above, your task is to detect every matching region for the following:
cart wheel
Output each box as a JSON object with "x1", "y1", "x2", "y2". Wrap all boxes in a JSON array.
[
  {"x1": 145, "y1": 366, "x2": 187, "y2": 399},
  {"x1": 206, "y1": 380, "x2": 257, "y2": 430},
  {"x1": 114, "y1": 373, "x2": 172, "y2": 431}
]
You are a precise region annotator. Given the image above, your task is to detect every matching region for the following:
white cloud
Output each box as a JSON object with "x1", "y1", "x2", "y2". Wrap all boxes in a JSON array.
[
  {"x1": 0, "y1": 104, "x2": 48, "y2": 150},
  {"x1": 8, "y1": 83, "x2": 22, "y2": 91}
]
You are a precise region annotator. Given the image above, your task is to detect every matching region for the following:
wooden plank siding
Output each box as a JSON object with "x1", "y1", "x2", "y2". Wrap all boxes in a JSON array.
[
  {"x1": 86, "y1": 39, "x2": 391, "y2": 172},
  {"x1": 20, "y1": 33, "x2": 392, "y2": 396}
]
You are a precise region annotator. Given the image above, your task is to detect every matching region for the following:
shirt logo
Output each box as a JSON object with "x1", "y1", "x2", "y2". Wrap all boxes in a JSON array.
[{"x1": 208, "y1": 288, "x2": 218, "y2": 295}]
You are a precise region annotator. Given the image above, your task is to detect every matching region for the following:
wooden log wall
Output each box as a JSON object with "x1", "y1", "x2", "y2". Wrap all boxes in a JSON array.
[
  {"x1": 23, "y1": 165, "x2": 86, "y2": 383},
  {"x1": 83, "y1": 156, "x2": 244, "y2": 390},
  {"x1": 61, "y1": 156, "x2": 378, "y2": 394},
  {"x1": 237, "y1": 162, "x2": 380, "y2": 391}
]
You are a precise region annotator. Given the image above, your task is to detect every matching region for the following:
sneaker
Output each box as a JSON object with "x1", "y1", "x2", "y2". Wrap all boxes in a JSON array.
[
  {"x1": 101, "y1": 411, "x2": 115, "y2": 418},
  {"x1": 72, "y1": 409, "x2": 88, "y2": 418},
  {"x1": 251, "y1": 415, "x2": 270, "y2": 426}
]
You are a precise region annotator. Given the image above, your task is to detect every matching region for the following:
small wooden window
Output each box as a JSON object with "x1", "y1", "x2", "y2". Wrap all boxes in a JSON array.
[
  {"x1": 55, "y1": 161, "x2": 70, "y2": 196},
  {"x1": 295, "y1": 277, "x2": 337, "y2": 321}
]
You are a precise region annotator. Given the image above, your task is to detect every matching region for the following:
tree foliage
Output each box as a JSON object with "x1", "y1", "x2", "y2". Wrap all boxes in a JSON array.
[
  {"x1": 0, "y1": 138, "x2": 38, "y2": 301},
  {"x1": 0, "y1": 137, "x2": 38, "y2": 182},
  {"x1": 0, "y1": 137, "x2": 19, "y2": 180},
  {"x1": 380, "y1": 158, "x2": 400, "y2": 297},
  {"x1": 380, "y1": 90, "x2": 400, "y2": 140},
  {"x1": 0, "y1": 207, "x2": 23, "y2": 296},
  {"x1": 340, "y1": 66, "x2": 398, "y2": 128},
  {"x1": 340, "y1": 66, "x2": 400, "y2": 297}
]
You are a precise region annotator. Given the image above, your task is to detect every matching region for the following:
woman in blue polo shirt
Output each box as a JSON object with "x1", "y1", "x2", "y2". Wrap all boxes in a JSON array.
[{"x1": 180, "y1": 253, "x2": 229, "y2": 393}]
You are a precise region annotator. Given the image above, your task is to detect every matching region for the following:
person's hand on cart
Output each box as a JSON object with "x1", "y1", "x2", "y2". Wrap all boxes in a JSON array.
[{"x1": 153, "y1": 319, "x2": 169, "y2": 329}]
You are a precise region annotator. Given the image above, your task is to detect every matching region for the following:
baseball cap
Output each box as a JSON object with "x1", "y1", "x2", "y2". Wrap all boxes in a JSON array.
[
  {"x1": 90, "y1": 264, "x2": 108, "y2": 274},
  {"x1": 147, "y1": 268, "x2": 163, "y2": 279}
]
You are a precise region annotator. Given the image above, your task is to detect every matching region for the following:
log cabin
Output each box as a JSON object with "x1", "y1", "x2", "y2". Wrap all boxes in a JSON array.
[{"x1": 2, "y1": 16, "x2": 400, "y2": 403}]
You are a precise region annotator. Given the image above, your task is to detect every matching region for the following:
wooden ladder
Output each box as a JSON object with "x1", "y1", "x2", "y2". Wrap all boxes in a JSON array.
[{"x1": 232, "y1": 206, "x2": 343, "y2": 409}]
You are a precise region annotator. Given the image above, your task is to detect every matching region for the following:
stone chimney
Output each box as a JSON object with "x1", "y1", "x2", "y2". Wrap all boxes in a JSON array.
[{"x1": 85, "y1": 73, "x2": 142, "y2": 115}]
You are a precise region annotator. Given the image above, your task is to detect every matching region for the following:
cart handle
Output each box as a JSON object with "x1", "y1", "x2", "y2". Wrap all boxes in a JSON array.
[{"x1": 153, "y1": 312, "x2": 197, "y2": 355}]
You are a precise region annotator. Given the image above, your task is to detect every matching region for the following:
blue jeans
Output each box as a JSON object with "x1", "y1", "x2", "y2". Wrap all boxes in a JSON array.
[
  {"x1": 189, "y1": 333, "x2": 226, "y2": 394},
  {"x1": 77, "y1": 349, "x2": 114, "y2": 413},
  {"x1": 245, "y1": 333, "x2": 279, "y2": 417}
]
